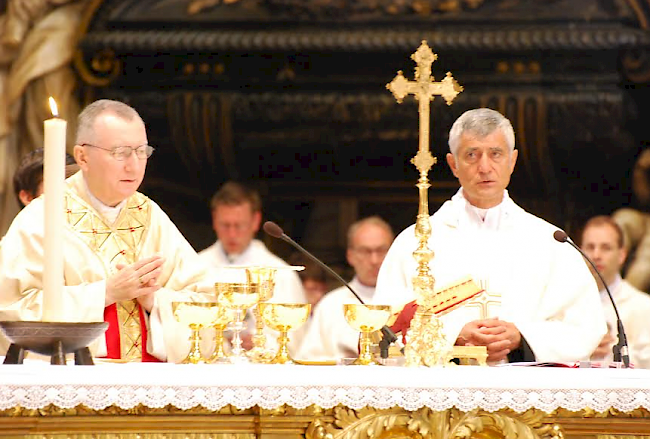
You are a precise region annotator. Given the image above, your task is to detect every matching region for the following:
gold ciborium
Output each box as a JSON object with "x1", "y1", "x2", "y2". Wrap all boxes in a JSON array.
[
  {"x1": 258, "y1": 303, "x2": 311, "y2": 364},
  {"x1": 172, "y1": 301, "x2": 220, "y2": 364},
  {"x1": 216, "y1": 282, "x2": 260, "y2": 362},
  {"x1": 244, "y1": 267, "x2": 276, "y2": 362},
  {"x1": 344, "y1": 304, "x2": 392, "y2": 365}
]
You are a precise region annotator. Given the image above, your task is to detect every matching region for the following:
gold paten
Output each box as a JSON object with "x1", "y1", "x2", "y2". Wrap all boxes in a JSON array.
[{"x1": 387, "y1": 41, "x2": 463, "y2": 367}]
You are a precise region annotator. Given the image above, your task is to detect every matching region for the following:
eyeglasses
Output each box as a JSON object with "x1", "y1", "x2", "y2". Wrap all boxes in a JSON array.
[
  {"x1": 350, "y1": 246, "x2": 390, "y2": 257},
  {"x1": 81, "y1": 143, "x2": 154, "y2": 161}
]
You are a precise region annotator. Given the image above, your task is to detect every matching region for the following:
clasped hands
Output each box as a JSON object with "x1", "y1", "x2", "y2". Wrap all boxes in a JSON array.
[
  {"x1": 105, "y1": 255, "x2": 165, "y2": 312},
  {"x1": 456, "y1": 317, "x2": 521, "y2": 362}
]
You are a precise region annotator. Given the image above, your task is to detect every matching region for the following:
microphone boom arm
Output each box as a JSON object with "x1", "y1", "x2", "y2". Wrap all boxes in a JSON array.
[
  {"x1": 263, "y1": 221, "x2": 398, "y2": 352},
  {"x1": 554, "y1": 230, "x2": 630, "y2": 367}
]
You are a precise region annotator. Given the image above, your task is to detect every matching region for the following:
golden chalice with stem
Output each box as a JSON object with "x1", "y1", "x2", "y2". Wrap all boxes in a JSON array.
[
  {"x1": 244, "y1": 267, "x2": 276, "y2": 362},
  {"x1": 258, "y1": 303, "x2": 311, "y2": 364},
  {"x1": 172, "y1": 301, "x2": 221, "y2": 364},
  {"x1": 344, "y1": 304, "x2": 392, "y2": 365},
  {"x1": 216, "y1": 281, "x2": 261, "y2": 363},
  {"x1": 207, "y1": 303, "x2": 235, "y2": 364}
]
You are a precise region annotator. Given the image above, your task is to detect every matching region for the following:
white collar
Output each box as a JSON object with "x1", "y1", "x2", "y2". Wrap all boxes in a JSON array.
[
  {"x1": 216, "y1": 239, "x2": 265, "y2": 264},
  {"x1": 83, "y1": 177, "x2": 126, "y2": 225},
  {"x1": 454, "y1": 188, "x2": 509, "y2": 231},
  {"x1": 348, "y1": 277, "x2": 376, "y2": 303}
]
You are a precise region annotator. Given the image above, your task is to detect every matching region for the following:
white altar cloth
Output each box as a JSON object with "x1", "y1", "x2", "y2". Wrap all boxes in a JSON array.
[{"x1": 1, "y1": 363, "x2": 649, "y2": 413}]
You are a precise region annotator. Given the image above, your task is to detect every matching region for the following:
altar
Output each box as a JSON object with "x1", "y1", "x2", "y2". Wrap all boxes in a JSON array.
[{"x1": 1, "y1": 363, "x2": 649, "y2": 438}]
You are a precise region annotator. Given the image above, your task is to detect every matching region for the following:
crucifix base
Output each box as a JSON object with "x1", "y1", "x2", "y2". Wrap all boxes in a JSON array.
[
  {"x1": 452, "y1": 346, "x2": 488, "y2": 366},
  {"x1": 0, "y1": 321, "x2": 108, "y2": 365}
]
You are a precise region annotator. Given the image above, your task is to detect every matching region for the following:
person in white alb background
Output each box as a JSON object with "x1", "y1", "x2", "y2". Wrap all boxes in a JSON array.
[
  {"x1": 297, "y1": 216, "x2": 394, "y2": 361},
  {"x1": 581, "y1": 215, "x2": 650, "y2": 368},
  {"x1": 199, "y1": 181, "x2": 306, "y2": 352}
]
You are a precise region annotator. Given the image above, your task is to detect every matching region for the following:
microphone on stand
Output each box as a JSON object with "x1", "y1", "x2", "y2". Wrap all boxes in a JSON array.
[
  {"x1": 553, "y1": 230, "x2": 630, "y2": 368},
  {"x1": 263, "y1": 221, "x2": 398, "y2": 356}
]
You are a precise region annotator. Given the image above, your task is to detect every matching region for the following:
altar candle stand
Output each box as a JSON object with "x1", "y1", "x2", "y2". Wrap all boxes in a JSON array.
[{"x1": 0, "y1": 98, "x2": 108, "y2": 366}]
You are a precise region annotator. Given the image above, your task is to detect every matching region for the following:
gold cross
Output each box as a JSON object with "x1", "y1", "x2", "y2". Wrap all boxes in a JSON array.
[
  {"x1": 386, "y1": 40, "x2": 463, "y2": 166},
  {"x1": 386, "y1": 41, "x2": 463, "y2": 307}
]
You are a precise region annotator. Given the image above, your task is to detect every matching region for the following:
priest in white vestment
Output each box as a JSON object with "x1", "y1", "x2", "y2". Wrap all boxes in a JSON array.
[
  {"x1": 0, "y1": 100, "x2": 212, "y2": 362},
  {"x1": 198, "y1": 181, "x2": 306, "y2": 353},
  {"x1": 373, "y1": 108, "x2": 607, "y2": 364},
  {"x1": 581, "y1": 215, "x2": 650, "y2": 368},
  {"x1": 296, "y1": 216, "x2": 394, "y2": 361}
]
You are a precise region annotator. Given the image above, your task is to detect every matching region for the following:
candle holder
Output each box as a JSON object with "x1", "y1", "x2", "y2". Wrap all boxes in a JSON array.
[{"x1": 0, "y1": 321, "x2": 109, "y2": 365}]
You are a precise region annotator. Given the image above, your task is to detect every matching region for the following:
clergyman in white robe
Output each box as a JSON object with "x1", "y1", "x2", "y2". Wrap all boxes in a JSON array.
[
  {"x1": 0, "y1": 171, "x2": 213, "y2": 362},
  {"x1": 594, "y1": 275, "x2": 650, "y2": 368},
  {"x1": 373, "y1": 188, "x2": 607, "y2": 363}
]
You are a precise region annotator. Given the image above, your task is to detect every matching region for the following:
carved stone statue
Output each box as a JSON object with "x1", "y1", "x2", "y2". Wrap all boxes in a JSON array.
[
  {"x1": 0, "y1": 0, "x2": 84, "y2": 236},
  {"x1": 613, "y1": 148, "x2": 650, "y2": 292}
]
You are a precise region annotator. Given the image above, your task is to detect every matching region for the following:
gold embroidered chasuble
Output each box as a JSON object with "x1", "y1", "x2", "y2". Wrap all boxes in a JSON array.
[
  {"x1": 0, "y1": 171, "x2": 212, "y2": 362},
  {"x1": 64, "y1": 188, "x2": 151, "y2": 361}
]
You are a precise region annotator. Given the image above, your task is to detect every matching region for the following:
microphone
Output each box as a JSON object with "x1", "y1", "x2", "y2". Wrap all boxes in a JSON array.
[
  {"x1": 553, "y1": 230, "x2": 630, "y2": 368},
  {"x1": 263, "y1": 221, "x2": 398, "y2": 355}
]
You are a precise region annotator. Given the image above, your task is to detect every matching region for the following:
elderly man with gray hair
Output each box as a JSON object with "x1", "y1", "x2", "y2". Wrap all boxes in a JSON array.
[
  {"x1": 373, "y1": 108, "x2": 606, "y2": 364},
  {"x1": 0, "y1": 99, "x2": 211, "y2": 363}
]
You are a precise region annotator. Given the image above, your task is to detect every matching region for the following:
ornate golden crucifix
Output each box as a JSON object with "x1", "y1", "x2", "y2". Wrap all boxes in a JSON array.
[
  {"x1": 387, "y1": 41, "x2": 467, "y2": 367},
  {"x1": 386, "y1": 40, "x2": 463, "y2": 309}
]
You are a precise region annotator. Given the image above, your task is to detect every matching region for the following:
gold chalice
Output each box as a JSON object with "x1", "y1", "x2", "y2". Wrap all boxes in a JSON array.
[
  {"x1": 244, "y1": 267, "x2": 276, "y2": 362},
  {"x1": 172, "y1": 301, "x2": 220, "y2": 364},
  {"x1": 258, "y1": 303, "x2": 311, "y2": 364},
  {"x1": 344, "y1": 304, "x2": 392, "y2": 365},
  {"x1": 207, "y1": 304, "x2": 236, "y2": 364},
  {"x1": 216, "y1": 282, "x2": 261, "y2": 363}
]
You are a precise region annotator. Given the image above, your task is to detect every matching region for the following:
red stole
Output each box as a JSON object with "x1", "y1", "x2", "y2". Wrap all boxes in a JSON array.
[{"x1": 102, "y1": 304, "x2": 161, "y2": 362}]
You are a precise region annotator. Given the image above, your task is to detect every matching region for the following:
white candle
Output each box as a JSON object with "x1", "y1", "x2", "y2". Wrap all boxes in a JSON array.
[{"x1": 42, "y1": 97, "x2": 66, "y2": 322}]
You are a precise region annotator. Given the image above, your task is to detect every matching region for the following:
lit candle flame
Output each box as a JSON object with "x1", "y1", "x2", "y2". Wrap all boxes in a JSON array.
[{"x1": 48, "y1": 96, "x2": 59, "y2": 118}]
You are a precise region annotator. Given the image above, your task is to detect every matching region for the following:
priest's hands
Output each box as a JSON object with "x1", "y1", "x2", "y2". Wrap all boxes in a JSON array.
[
  {"x1": 456, "y1": 318, "x2": 521, "y2": 362},
  {"x1": 105, "y1": 255, "x2": 166, "y2": 312},
  {"x1": 590, "y1": 330, "x2": 616, "y2": 360}
]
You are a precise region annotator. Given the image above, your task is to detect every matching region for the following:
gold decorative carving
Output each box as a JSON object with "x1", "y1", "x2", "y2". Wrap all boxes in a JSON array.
[
  {"x1": 386, "y1": 40, "x2": 462, "y2": 368},
  {"x1": 306, "y1": 406, "x2": 563, "y2": 439},
  {"x1": 263, "y1": 0, "x2": 485, "y2": 16},
  {"x1": 0, "y1": 403, "x2": 255, "y2": 417},
  {"x1": 188, "y1": 0, "x2": 242, "y2": 15},
  {"x1": 597, "y1": 436, "x2": 650, "y2": 439},
  {"x1": 4, "y1": 435, "x2": 254, "y2": 439},
  {"x1": 73, "y1": 0, "x2": 122, "y2": 87},
  {"x1": 2, "y1": 404, "x2": 649, "y2": 438}
]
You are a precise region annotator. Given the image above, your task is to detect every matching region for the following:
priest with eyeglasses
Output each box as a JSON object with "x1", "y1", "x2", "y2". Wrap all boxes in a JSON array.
[{"x1": 0, "y1": 99, "x2": 212, "y2": 363}]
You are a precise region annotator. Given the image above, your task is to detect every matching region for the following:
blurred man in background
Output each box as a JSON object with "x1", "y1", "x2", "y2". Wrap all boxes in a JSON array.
[{"x1": 581, "y1": 215, "x2": 650, "y2": 368}]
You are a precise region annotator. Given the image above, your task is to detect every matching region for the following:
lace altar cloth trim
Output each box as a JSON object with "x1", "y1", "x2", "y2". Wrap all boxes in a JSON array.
[{"x1": 1, "y1": 363, "x2": 649, "y2": 413}]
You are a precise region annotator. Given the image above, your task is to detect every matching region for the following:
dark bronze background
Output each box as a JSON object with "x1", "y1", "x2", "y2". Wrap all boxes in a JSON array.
[{"x1": 74, "y1": 0, "x2": 650, "y2": 273}]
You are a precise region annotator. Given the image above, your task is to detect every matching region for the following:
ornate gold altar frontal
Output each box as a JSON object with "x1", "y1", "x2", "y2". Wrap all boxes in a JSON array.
[
  {"x1": 2, "y1": 404, "x2": 650, "y2": 439},
  {"x1": 386, "y1": 41, "x2": 471, "y2": 367}
]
